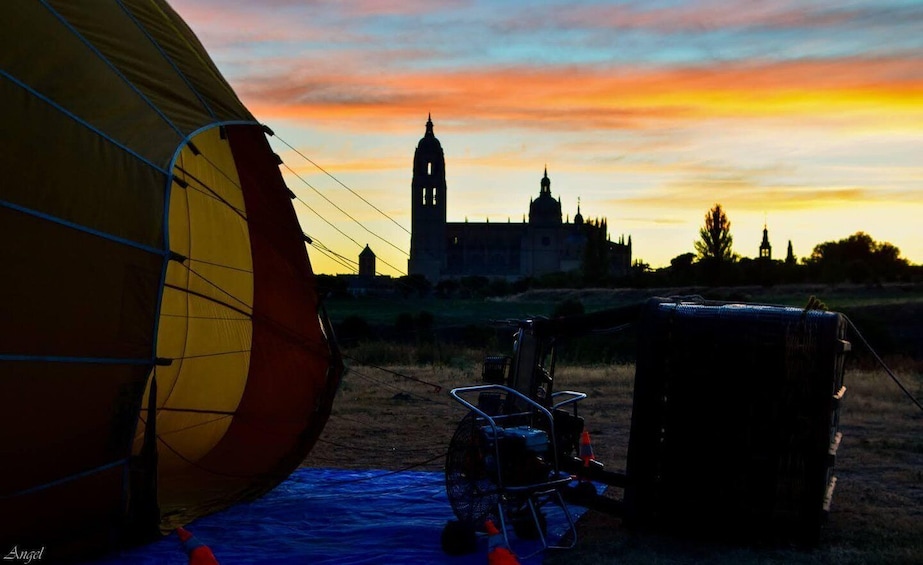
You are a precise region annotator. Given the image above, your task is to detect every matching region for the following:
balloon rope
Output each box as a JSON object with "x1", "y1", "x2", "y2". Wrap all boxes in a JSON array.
[
  {"x1": 183, "y1": 265, "x2": 253, "y2": 311},
  {"x1": 145, "y1": 413, "x2": 232, "y2": 438},
  {"x1": 309, "y1": 237, "x2": 360, "y2": 273},
  {"x1": 272, "y1": 133, "x2": 412, "y2": 236},
  {"x1": 290, "y1": 190, "x2": 405, "y2": 276},
  {"x1": 281, "y1": 162, "x2": 410, "y2": 260},
  {"x1": 345, "y1": 366, "x2": 450, "y2": 406},
  {"x1": 846, "y1": 316, "x2": 923, "y2": 413},
  {"x1": 163, "y1": 281, "x2": 251, "y2": 318},
  {"x1": 165, "y1": 264, "x2": 336, "y2": 358},
  {"x1": 345, "y1": 356, "x2": 444, "y2": 394},
  {"x1": 290, "y1": 187, "x2": 366, "y2": 250},
  {"x1": 186, "y1": 256, "x2": 253, "y2": 274},
  {"x1": 174, "y1": 164, "x2": 247, "y2": 219}
]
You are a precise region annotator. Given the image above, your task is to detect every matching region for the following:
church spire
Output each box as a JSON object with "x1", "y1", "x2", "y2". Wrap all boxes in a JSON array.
[
  {"x1": 425, "y1": 113, "x2": 434, "y2": 136},
  {"x1": 760, "y1": 221, "x2": 772, "y2": 260},
  {"x1": 540, "y1": 166, "x2": 551, "y2": 195}
]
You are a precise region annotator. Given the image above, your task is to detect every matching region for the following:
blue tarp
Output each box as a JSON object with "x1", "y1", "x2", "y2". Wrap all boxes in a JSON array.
[{"x1": 90, "y1": 468, "x2": 593, "y2": 564}]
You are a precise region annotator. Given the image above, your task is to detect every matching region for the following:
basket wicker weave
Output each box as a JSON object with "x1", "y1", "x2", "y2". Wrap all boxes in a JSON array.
[{"x1": 625, "y1": 297, "x2": 849, "y2": 544}]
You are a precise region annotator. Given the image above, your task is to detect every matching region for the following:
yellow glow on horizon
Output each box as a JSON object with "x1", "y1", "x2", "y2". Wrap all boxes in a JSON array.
[{"x1": 256, "y1": 58, "x2": 921, "y2": 277}]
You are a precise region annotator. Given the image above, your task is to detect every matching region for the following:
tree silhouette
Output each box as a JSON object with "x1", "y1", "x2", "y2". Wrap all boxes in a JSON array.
[
  {"x1": 694, "y1": 204, "x2": 735, "y2": 263},
  {"x1": 671, "y1": 252, "x2": 696, "y2": 270},
  {"x1": 668, "y1": 252, "x2": 697, "y2": 284},
  {"x1": 806, "y1": 231, "x2": 909, "y2": 283}
]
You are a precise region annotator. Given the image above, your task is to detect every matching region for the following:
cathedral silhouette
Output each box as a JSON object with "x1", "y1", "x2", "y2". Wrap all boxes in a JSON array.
[{"x1": 407, "y1": 115, "x2": 631, "y2": 282}]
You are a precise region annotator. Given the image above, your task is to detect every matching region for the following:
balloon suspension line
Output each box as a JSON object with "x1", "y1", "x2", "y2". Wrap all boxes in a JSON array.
[
  {"x1": 281, "y1": 161, "x2": 410, "y2": 265},
  {"x1": 846, "y1": 316, "x2": 923, "y2": 413},
  {"x1": 164, "y1": 263, "x2": 333, "y2": 359},
  {"x1": 272, "y1": 133, "x2": 412, "y2": 237}
]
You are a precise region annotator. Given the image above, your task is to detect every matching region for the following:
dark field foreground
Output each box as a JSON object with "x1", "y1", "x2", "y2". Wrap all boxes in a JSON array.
[{"x1": 304, "y1": 361, "x2": 923, "y2": 564}]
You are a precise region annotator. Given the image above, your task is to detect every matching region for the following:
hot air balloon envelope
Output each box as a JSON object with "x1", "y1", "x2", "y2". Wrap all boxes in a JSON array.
[{"x1": 0, "y1": 1, "x2": 341, "y2": 557}]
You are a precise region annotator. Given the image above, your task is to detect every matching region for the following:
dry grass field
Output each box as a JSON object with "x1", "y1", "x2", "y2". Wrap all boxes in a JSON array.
[{"x1": 304, "y1": 357, "x2": 923, "y2": 564}]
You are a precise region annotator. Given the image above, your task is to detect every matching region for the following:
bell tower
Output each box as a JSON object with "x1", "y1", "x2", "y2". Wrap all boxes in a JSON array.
[
  {"x1": 408, "y1": 114, "x2": 447, "y2": 281},
  {"x1": 760, "y1": 223, "x2": 772, "y2": 261}
]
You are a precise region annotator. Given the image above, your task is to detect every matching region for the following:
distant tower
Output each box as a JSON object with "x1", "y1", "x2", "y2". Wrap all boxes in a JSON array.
[
  {"x1": 527, "y1": 167, "x2": 563, "y2": 275},
  {"x1": 759, "y1": 224, "x2": 772, "y2": 260},
  {"x1": 408, "y1": 114, "x2": 447, "y2": 281},
  {"x1": 786, "y1": 240, "x2": 796, "y2": 265},
  {"x1": 359, "y1": 244, "x2": 376, "y2": 277},
  {"x1": 574, "y1": 197, "x2": 584, "y2": 225}
]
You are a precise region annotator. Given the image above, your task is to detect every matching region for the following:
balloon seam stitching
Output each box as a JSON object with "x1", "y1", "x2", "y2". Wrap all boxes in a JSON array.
[
  {"x1": 0, "y1": 459, "x2": 129, "y2": 500},
  {"x1": 115, "y1": 0, "x2": 218, "y2": 121},
  {"x1": 0, "y1": 68, "x2": 169, "y2": 175},
  {"x1": 0, "y1": 198, "x2": 165, "y2": 256},
  {"x1": 0, "y1": 355, "x2": 154, "y2": 364},
  {"x1": 39, "y1": 0, "x2": 187, "y2": 140}
]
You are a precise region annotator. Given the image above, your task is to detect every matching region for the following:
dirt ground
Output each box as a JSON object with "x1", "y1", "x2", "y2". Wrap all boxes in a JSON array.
[{"x1": 304, "y1": 360, "x2": 923, "y2": 564}]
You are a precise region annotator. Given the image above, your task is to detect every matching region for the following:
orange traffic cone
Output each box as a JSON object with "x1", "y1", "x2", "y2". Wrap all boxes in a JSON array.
[
  {"x1": 176, "y1": 527, "x2": 220, "y2": 565},
  {"x1": 485, "y1": 520, "x2": 521, "y2": 565},
  {"x1": 579, "y1": 430, "x2": 595, "y2": 467}
]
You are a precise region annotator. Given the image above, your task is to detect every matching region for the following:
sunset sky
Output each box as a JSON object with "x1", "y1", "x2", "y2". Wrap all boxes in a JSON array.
[{"x1": 171, "y1": 0, "x2": 922, "y2": 276}]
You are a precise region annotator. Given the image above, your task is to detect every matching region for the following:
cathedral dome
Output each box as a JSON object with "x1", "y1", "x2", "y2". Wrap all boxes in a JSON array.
[{"x1": 529, "y1": 167, "x2": 562, "y2": 226}]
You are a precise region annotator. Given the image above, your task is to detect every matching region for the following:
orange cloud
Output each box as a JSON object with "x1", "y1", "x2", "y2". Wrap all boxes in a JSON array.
[{"x1": 241, "y1": 56, "x2": 923, "y2": 134}]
